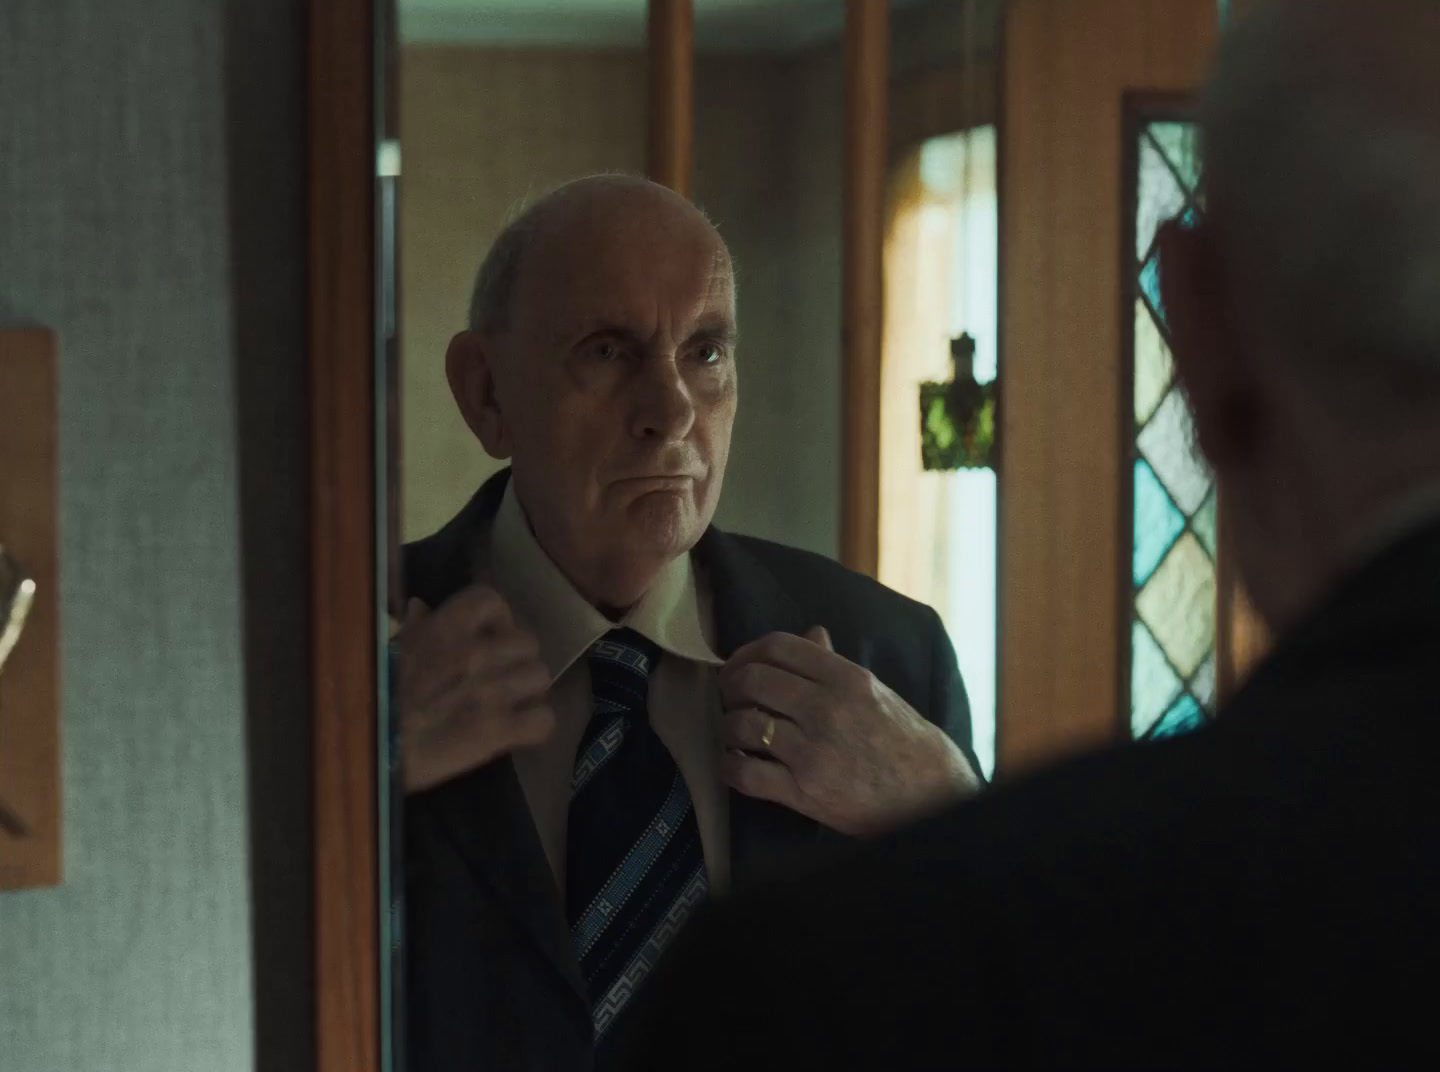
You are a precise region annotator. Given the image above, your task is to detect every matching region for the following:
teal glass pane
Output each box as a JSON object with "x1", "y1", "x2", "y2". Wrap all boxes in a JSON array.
[
  {"x1": 1139, "y1": 253, "x2": 1166, "y2": 332},
  {"x1": 1193, "y1": 487, "x2": 1218, "y2": 558},
  {"x1": 1147, "y1": 692, "x2": 1206, "y2": 740},
  {"x1": 1134, "y1": 298, "x2": 1175, "y2": 427},
  {"x1": 1137, "y1": 533, "x2": 1216, "y2": 679},
  {"x1": 1148, "y1": 122, "x2": 1201, "y2": 194},
  {"x1": 1137, "y1": 136, "x2": 1188, "y2": 262},
  {"x1": 1191, "y1": 649, "x2": 1217, "y2": 713},
  {"x1": 1139, "y1": 386, "x2": 1212, "y2": 514},
  {"x1": 1134, "y1": 460, "x2": 1185, "y2": 587},
  {"x1": 1132, "y1": 620, "x2": 1182, "y2": 738}
]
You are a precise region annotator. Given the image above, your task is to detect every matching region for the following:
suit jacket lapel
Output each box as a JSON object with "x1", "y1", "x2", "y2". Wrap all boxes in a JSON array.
[
  {"x1": 694, "y1": 527, "x2": 827, "y2": 892},
  {"x1": 404, "y1": 469, "x2": 591, "y2": 1014},
  {"x1": 415, "y1": 759, "x2": 590, "y2": 1008}
]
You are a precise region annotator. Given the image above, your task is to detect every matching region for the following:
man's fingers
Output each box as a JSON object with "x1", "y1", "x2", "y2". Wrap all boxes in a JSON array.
[
  {"x1": 722, "y1": 630, "x2": 839, "y2": 685},
  {"x1": 805, "y1": 624, "x2": 834, "y2": 652},
  {"x1": 441, "y1": 584, "x2": 516, "y2": 633},
  {"x1": 504, "y1": 698, "x2": 557, "y2": 748},
  {"x1": 721, "y1": 750, "x2": 800, "y2": 811},
  {"x1": 718, "y1": 661, "x2": 817, "y2": 726},
  {"x1": 466, "y1": 629, "x2": 544, "y2": 677},
  {"x1": 721, "y1": 707, "x2": 802, "y2": 761},
  {"x1": 482, "y1": 660, "x2": 552, "y2": 712}
]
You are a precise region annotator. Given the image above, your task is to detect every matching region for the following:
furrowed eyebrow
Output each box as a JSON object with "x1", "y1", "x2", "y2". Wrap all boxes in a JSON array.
[{"x1": 688, "y1": 318, "x2": 738, "y2": 348}]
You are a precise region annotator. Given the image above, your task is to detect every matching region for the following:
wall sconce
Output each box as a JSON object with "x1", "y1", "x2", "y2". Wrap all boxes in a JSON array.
[{"x1": 919, "y1": 333, "x2": 999, "y2": 472}]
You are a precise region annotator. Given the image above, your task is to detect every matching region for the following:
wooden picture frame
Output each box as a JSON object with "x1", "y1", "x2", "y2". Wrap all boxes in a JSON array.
[{"x1": 0, "y1": 327, "x2": 62, "y2": 893}]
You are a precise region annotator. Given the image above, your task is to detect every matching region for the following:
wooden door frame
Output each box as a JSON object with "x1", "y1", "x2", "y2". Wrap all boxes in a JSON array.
[{"x1": 308, "y1": 0, "x2": 381, "y2": 1068}]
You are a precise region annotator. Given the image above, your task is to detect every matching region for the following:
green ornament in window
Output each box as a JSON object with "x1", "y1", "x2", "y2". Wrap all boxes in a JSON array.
[{"x1": 920, "y1": 333, "x2": 998, "y2": 471}]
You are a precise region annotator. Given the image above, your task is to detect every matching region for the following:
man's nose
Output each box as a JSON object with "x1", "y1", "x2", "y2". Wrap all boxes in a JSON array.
[{"x1": 629, "y1": 357, "x2": 697, "y2": 443}]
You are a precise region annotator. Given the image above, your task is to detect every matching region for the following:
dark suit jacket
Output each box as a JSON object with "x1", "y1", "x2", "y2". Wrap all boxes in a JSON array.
[
  {"x1": 626, "y1": 518, "x2": 1440, "y2": 1070},
  {"x1": 400, "y1": 470, "x2": 977, "y2": 1072}
]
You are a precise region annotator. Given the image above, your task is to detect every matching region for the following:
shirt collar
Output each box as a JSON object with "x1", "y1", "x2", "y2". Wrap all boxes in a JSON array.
[{"x1": 487, "y1": 480, "x2": 722, "y2": 682}]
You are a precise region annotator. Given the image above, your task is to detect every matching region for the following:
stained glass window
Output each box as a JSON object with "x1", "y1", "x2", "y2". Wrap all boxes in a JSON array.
[{"x1": 1127, "y1": 113, "x2": 1217, "y2": 741}]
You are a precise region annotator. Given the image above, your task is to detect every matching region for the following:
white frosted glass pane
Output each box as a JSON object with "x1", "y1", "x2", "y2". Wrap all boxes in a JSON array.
[{"x1": 945, "y1": 469, "x2": 998, "y2": 779}]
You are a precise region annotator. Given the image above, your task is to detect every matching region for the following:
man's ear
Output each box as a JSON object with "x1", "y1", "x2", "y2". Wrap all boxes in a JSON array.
[
  {"x1": 446, "y1": 331, "x2": 513, "y2": 460},
  {"x1": 1157, "y1": 220, "x2": 1260, "y2": 474}
]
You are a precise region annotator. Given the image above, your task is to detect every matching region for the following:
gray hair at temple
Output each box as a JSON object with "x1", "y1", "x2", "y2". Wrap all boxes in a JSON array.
[
  {"x1": 1198, "y1": 0, "x2": 1440, "y2": 399},
  {"x1": 465, "y1": 174, "x2": 722, "y2": 337}
]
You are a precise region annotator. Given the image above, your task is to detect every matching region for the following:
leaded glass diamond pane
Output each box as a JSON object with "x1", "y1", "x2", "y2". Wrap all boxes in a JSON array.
[
  {"x1": 1134, "y1": 460, "x2": 1185, "y2": 587},
  {"x1": 1148, "y1": 122, "x2": 1201, "y2": 194},
  {"x1": 1191, "y1": 649, "x2": 1217, "y2": 712},
  {"x1": 1128, "y1": 115, "x2": 1214, "y2": 742},
  {"x1": 1132, "y1": 620, "x2": 1182, "y2": 738},
  {"x1": 1137, "y1": 533, "x2": 1216, "y2": 679},
  {"x1": 1134, "y1": 298, "x2": 1175, "y2": 426},
  {"x1": 1139, "y1": 387, "x2": 1211, "y2": 514},
  {"x1": 1139, "y1": 253, "x2": 1166, "y2": 332},
  {"x1": 1137, "y1": 136, "x2": 1188, "y2": 262},
  {"x1": 1149, "y1": 692, "x2": 1206, "y2": 739},
  {"x1": 1193, "y1": 487, "x2": 1218, "y2": 558}
]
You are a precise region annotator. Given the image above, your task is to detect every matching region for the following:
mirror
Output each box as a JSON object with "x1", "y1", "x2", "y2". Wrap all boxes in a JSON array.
[{"x1": 384, "y1": 2, "x2": 1001, "y2": 1068}]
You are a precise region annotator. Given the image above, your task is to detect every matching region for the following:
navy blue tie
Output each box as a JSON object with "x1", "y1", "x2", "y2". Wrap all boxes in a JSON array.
[{"x1": 566, "y1": 629, "x2": 709, "y2": 1061}]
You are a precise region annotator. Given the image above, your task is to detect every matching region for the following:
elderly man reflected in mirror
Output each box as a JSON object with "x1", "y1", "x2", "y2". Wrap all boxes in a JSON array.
[
  {"x1": 626, "y1": 2, "x2": 1440, "y2": 1069},
  {"x1": 394, "y1": 174, "x2": 981, "y2": 1072}
]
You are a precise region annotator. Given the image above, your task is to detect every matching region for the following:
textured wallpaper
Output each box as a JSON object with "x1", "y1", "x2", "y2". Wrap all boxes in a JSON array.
[{"x1": 0, "y1": 1, "x2": 311, "y2": 1069}]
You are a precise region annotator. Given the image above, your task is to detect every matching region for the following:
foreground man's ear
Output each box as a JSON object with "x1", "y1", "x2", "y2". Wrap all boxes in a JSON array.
[{"x1": 1156, "y1": 219, "x2": 1262, "y2": 475}]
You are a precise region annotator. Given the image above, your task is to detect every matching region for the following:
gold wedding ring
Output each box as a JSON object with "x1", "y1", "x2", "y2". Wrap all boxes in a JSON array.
[{"x1": 760, "y1": 714, "x2": 777, "y2": 749}]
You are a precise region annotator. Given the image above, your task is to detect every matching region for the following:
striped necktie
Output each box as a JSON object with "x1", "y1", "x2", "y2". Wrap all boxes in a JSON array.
[{"x1": 565, "y1": 628, "x2": 710, "y2": 1063}]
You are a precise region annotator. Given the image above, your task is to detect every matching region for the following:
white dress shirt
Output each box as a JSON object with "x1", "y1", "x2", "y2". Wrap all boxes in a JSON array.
[{"x1": 472, "y1": 482, "x2": 733, "y2": 895}]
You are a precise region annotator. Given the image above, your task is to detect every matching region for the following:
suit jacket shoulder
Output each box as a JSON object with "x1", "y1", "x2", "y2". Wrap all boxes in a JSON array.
[{"x1": 719, "y1": 532, "x2": 946, "y2": 638}]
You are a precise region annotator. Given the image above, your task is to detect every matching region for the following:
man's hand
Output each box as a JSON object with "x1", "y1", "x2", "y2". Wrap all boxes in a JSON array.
[
  {"x1": 394, "y1": 586, "x2": 556, "y2": 794},
  {"x1": 717, "y1": 627, "x2": 978, "y2": 836}
]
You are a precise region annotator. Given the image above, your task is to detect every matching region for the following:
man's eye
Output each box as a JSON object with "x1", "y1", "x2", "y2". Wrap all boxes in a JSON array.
[
  {"x1": 695, "y1": 344, "x2": 723, "y2": 365},
  {"x1": 588, "y1": 339, "x2": 623, "y2": 361}
]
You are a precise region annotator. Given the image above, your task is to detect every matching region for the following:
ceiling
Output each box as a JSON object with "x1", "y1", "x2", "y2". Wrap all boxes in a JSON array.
[{"x1": 399, "y1": 0, "x2": 932, "y2": 54}]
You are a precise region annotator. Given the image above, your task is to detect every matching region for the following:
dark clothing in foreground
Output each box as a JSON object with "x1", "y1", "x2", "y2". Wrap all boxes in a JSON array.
[{"x1": 625, "y1": 519, "x2": 1440, "y2": 1070}]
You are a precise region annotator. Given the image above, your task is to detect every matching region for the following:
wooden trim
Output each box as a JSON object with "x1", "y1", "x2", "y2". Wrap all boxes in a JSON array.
[
  {"x1": 308, "y1": 0, "x2": 380, "y2": 1068},
  {"x1": 840, "y1": 0, "x2": 888, "y2": 578},
  {"x1": 647, "y1": 0, "x2": 693, "y2": 197},
  {"x1": 887, "y1": 60, "x2": 999, "y2": 166},
  {"x1": 0, "y1": 328, "x2": 61, "y2": 891}
]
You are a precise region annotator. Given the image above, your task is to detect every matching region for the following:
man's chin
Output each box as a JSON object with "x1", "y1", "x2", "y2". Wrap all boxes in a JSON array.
[{"x1": 625, "y1": 491, "x2": 704, "y2": 556}]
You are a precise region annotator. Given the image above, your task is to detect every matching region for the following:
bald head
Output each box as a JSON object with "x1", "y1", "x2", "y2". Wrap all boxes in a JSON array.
[
  {"x1": 469, "y1": 175, "x2": 729, "y2": 339},
  {"x1": 447, "y1": 173, "x2": 739, "y2": 611},
  {"x1": 1200, "y1": 0, "x2": 1440, "y2": 395}
]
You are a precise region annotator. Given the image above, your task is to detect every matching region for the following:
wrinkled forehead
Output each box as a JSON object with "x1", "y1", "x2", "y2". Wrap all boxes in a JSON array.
[{"x1": 513, "y1": 202, "x2": 736, "y2": 344}]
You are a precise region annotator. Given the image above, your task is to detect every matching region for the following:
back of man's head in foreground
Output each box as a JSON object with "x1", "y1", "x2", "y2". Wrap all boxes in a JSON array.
[{"x1": 1159, "y1": 0, "x2": 1440, "y2": 634}]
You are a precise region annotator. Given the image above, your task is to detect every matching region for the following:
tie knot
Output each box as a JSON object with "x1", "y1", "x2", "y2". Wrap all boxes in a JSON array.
[{"x1": 588, "y1": 628, "x2": 661, "y2": 680}]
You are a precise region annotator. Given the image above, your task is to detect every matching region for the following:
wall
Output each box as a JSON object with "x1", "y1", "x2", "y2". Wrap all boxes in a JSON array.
[
  {"x1": 398, "y1": 42, "x2": 846, "y2": 560},
  {"x1": 694, "y1": 47, "x2": 843, "y2": 560},
  {"x1": 0, "y1": 0, "x2": 312, "y2": 1069},
  {"x1": 398, "y1": 47, "x2": 648, "y2": 543}
]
